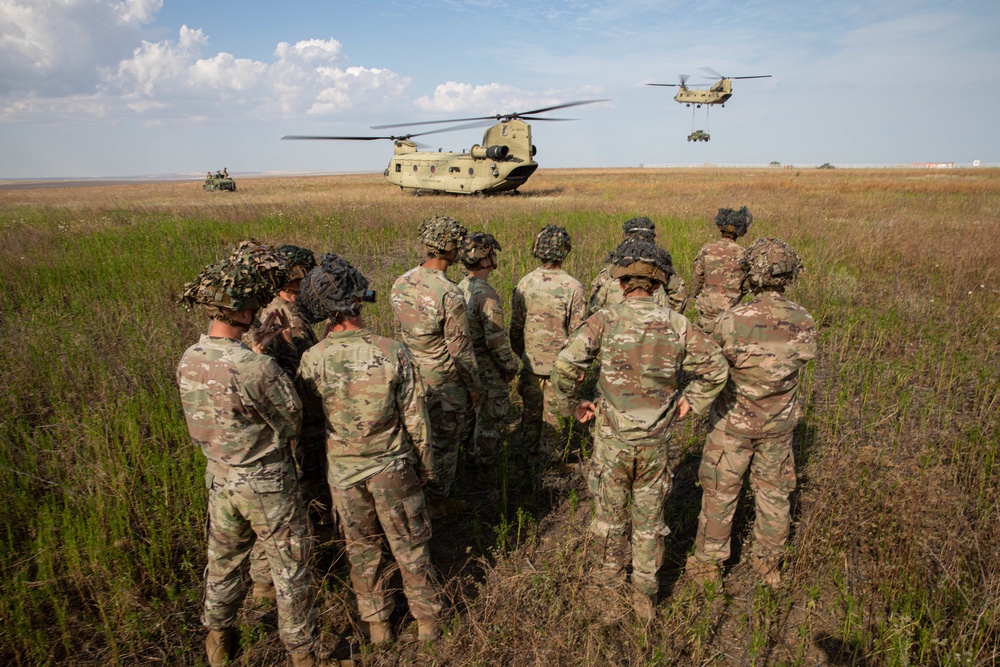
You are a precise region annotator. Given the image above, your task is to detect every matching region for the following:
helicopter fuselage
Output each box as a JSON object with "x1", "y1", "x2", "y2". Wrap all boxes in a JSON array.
[
  {"x1": 673, "y1": 79, "x2": 733, "y2": 106},
  {"x1": 383, "y1": 119, "x2": 538, "y2": 194}
]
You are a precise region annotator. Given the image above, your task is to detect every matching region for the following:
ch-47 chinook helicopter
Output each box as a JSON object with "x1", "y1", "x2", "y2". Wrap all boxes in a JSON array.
[
  {"x1": 646, "y1": 67, "x2": 771, "y2": 108},
  {"x1": 282, "y1": 100, "x2": 606, "y2": 195}
]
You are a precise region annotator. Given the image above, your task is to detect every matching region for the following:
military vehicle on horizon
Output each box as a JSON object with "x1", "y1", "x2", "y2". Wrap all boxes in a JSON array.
[
  {"x1": 282, "y1": 100, "x2": 607, "y2": 195},
  {"x1": 203, "y1": 169, "x2": 236, "y2": 191}
]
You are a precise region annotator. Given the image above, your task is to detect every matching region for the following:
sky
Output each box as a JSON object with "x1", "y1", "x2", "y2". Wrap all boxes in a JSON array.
[{"x1": 1, "y1": 0, "x2": 998, "y2": 179}]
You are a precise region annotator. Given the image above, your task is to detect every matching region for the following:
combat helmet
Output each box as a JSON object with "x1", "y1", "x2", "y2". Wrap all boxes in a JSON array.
[
  {"x1": 298, "y1": 253, "x2": 372, "y2": 323},
  {"x1": 275, "y1": 244, "x2": 317, "y2": 282},
  {"x1": 622, "y1": 216, "x2": 656, "y2": 240},
  {"x1": 179, "y1": 257, "x2": 275, "y2": 323},
  {"x1": 715, "y1": 206, "x2": 753, "y2": 238},
  {"x1": 531, "y1": 225, "x2": 572, "y2": 263},
  {"x1": 460, "y1": 232, "x2": 502, "y2": 269},
  {"x1": 419, "y1": 215, "x2": 467, "y2": 257},
  {"x1": 608, "y1": 237, "x2": 674, "y2": 290},
  {"x1": 741, "y1": 237, "x2": 803, "y2": 291},
  {"x1": 228, "y1": 239, "x2": 289, "y2": 293}
]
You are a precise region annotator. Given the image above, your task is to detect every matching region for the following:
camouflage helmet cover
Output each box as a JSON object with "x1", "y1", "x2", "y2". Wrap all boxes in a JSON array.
[
  {"x1": 715, "y1": 206, "x2": 753, "y2": 237},
  {"x1": 531, "y1": 224, "x2": 572, "y2": 263},
  {"x1": 179, "y1": 257, "x2": 275, "y2": 318},
  {"x1": 622, "y1": 216, "x2": 656, "y2": 239},
  {"x1": 459, "y1": 231, "x2": 502, "y2": 268},
  {"x1": 298, "y1": 253, "x2": 370, "y2": 323},
  {"x1": 276, "y1": 244, "x2": 317, "y2": 282},
  {"x1": 228, "y1": 239, "x2": 290, "y2": 292},
  {"x1": 608, "y1": 237, "x2": 674, "y2": 285},
  {"x1": 741, "y1": 237, "x2": 803, "y2": 290},
  {"x1": 419, "y1": 215, "x2": 467, "y2": 255}
]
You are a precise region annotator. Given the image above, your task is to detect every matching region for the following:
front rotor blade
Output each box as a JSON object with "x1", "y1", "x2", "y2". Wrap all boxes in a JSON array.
[
  {"x1": 371, "y1": 116, "x2": 495, "y2": 130},
  {"x1": 282, "y1": 135, "x2": 389, "y2": 141},
  {"x1": 646, "y1": 83, "x2": 681, "y2": 87}
]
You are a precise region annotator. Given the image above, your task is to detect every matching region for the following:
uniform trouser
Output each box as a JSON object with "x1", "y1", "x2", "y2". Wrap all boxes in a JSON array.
[
  {"x1": 691, "y1": 426, "x2": 797, "y2": 565},
  {"x1": 517, "y1": 371, "x2": 563, "y2": 465},
  {"x1": 588, "y1": 427, "x2": 672, "y2": 597},
  {"x1": 423, "y1": 381, "x2": 470, "y2": 499},
  {"x1": 470, "y1": 375, "x2": 511, "y2": 467},
  {"x1": 203, "y1": 456, "x2": 316, "y2": 652},
  {"x1": 331, "y1": 463, "x2": 442, "y2": 623}
]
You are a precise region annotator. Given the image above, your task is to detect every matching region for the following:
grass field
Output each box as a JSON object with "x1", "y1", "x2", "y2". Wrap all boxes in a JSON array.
[{"x1": 0, "y1": 167, "x2": 997, "y2": 666}]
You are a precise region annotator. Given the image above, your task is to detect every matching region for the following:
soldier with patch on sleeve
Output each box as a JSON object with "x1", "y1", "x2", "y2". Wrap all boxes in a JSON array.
[
  {"x1": 176, "y1": 257, "x2": 331, "y2": 667},
  {"x1": 296, "y1": 254, "x2": 443, "y2": 645},
  {"x1": 457, "y1": 232, "x2": 520, "y2": 481},
  {"x1": 690, "y1": 207, "x2": 753, "y2": 334},
  {"x1": 685, "y1": 237, "x2": 817, "y2": 587},
  {"x1": 391, "y1": 216, "x2": 480, "y2": 514},
  {"x1": 552, "y1": 237, "x2": 728, "y2": 621},
  {"x1": 510, "y1": 224, "x2": 587, "y2": 469}
]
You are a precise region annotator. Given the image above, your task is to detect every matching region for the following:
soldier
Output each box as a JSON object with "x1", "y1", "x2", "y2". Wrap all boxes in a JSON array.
[
  {"x1": 296, "y1": 255, "x2": 443, "y2": 644},
  {"x1": 176, "y1": 258, "x2": 329, "y2": 667},
  {"x1": 588, "y1": 217, "x2": 688, "y2": 316},
  {"x1": 685, "y1": 237, "x2": 817, "y2": 587},
  {"x1": 690, "y1": 207, "x2": 753, "y2": 334},
  {"x1": 251, "y1": 244, "x2": 321, "y2": 372},
  {"x1": 510, "y1": 224, "x2": 586, "y2": 468},
  {"x1": 457, "y1": 232, "x2": 520, "y2": 480},
  {"x1": 391, "y1": 215, "x2": 480, "y2": 511},
  {"x1": 552, "y1": 237, "x2": 727, "y2": 620}
]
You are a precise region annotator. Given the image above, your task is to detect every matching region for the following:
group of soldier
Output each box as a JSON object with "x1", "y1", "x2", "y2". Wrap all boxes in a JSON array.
[{"x1": 175, "y1": 207, "x2": 816, "y2": 666}]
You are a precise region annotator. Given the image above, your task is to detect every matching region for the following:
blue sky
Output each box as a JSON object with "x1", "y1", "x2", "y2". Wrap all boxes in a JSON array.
[{"x1": 1, "y1": 0, "x2": 997, "y2": 178}]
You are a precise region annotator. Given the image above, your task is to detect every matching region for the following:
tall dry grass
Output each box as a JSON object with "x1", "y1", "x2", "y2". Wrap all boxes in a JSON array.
[{"x1": 0, "y1": 168, "x2": 997, "y2": 665}]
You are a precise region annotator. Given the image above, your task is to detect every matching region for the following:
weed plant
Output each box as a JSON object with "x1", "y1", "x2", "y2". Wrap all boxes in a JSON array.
[{"x1": 0, "y1": 168, "x2": 997, "y2": 665}]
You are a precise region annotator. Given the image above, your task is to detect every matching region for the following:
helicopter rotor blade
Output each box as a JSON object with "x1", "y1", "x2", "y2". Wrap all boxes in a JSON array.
[
  {"x1": 515, "y1": 116, "x2": 576, "y2": 121},
  {"x1": 699, "y1": 66, "x2": 725, "y2": 79},
  {"x1": 646, "y1": 83, "x2": 681, "y2": 87},
  {"x1": 679, "y1": 73, "x2": 690, "y2": 85},
  {"x1": 371, "y1": 98, "x2": 608, "y2": 130},
  {"x1": 730, "y1": 75, "x2": 772, "y2": 80},
  {"x1": 282, "y1": 135, "x2": 390, "y2": 141},
  {"x1": 282, "y1": 120, "x2": 494, "y2": 144}
]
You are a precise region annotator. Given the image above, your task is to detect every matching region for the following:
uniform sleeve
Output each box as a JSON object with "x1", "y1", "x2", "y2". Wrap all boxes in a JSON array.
[
  {"x1": 680, "y1": 323, "x2": 729, "y2": 414},
  {"x1": 293, "y1": 357, "x2": 327, "y2": 453},
  {"x1": 551, "y1": 313, "x2": 604, "y2": 417},
  {"x1": 481, "y1": 291, "x2": 520, "y2": 377},
  {"x1": 691, "y1": 250, "x2": 705, "y2": 299},
  {"x1": 443, "y1": 291, "x2": 482, "y2": 394},
  {"x1": 396, "y1": 350, "x2": 434, "y2": 482},
  {"x1": 567, "y1": 281, "x2": 588, "y2": 336},
  {"x1": 250, "y1": 357, "x2": 303, "y2": 445},
  {"x1": 790, "y1": 313, "x2": 819, "y2": 365},
  {"x1": 587, "y1": 272, "x2": 609, "y2": 317},
  {"x1": 510, "y1": 286, "x2": 526, "y2": 359},
  {"x1": 667, "y1": 273, "x2": 689, "y2": 313}
]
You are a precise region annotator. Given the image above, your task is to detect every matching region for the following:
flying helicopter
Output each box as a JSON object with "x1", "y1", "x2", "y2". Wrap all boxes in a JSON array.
[
  {"x1": 282, "y1": 100, "x2": 607, "y2": 195},
  {"x1": 646, "y1": 67, "x2": 771, "y2": 108}
]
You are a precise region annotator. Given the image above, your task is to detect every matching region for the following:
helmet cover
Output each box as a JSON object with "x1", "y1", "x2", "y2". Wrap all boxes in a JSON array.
[
  {"x1": 622, "y1": 216, "x2": 656, "y2": 240},
  {"x1": 228, "y1": 239, "x2": 290, "y2": 292},
  {"x1": 276, "y1": 244, "x2": 317, "y2": 282},
  {"x1": 607, "y1": 237, "x2": 674, "y2": 285},
  {"x1": 298, "y1": 253, "x2": 371, "y2": 323},
  {"x1": 419, "y1": 215, "x2": 467, "y2": 255},
  {"x1": 459, "y1": 231, "x2": 502, "y2": 268},
  {"x1": 531, "y1": 225, "x2": 572, "y2": 263},
  {"x1": 179, "y1": 257, "x2": 275, "y2": 319},
  {"x1": 741, "y1": 237, "x2": 803, "y2": 290},
  {"x1": 715, "y1": 206, "x2": 753, "y2": 238}
]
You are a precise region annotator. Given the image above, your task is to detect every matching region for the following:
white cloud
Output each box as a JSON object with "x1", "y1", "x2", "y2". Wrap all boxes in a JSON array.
[{"x1": 414, "y1": 81, "x2": 603, "y2": 115}]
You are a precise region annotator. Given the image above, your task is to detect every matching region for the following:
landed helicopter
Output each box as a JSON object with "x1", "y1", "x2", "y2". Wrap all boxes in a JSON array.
[
  {"x1": 647, "y1": 67, "x2": 771, "y2": 108},
  {"x1": 282, "y1": 100, "x2": 606, "y2": 195}
]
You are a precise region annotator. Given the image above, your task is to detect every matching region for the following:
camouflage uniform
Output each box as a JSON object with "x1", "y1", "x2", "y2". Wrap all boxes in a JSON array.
[
  {"x1": 458, "y1": 275, "x2": 520, "y2": 467},
  {"x1": 511, "y1": 226, "x2": 586, "y2": 465},
  {"x1": 688, "y1": 238, "x2": 817, "y2": 579},
  {"x1": 177, "y1": 316, "x2": 317, "y2": 653},
  {"x1": 589, "y1": 267, "x2": 688, "y2": 315},
  {"x1": 690, "y1": 207, "x2": 753, "y2": 334},
  {"x1": 391, "y1": 217, "x2": 480, "y2": 499},
  {"x1": 552, "y1": 239, "x2": 727, "y2": 597},
  {"x1": 296, "y1": 327, "x2": 442, "y2": 624}
]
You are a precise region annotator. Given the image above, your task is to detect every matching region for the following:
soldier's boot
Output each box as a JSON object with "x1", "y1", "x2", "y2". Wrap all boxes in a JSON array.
[
  {"x1": 205, "y1": 628, "x2": 233, "y2": 667},
  {"x1": 252, "y1": 582, "x2": 278, "y2": 603},
  {"x1": 684, "y1": 554, "x2": 722, "y2": 587},
  {"x1": 417, "y1": 619, "x2": 441, "y2": 642},
  {"x1": 750, "y1": 554, "x2": 782, "y2": 587},
  {"x1": 368, "y1": 621, "x2": 394, "y2": 644},
  {"x1": 289, "y1": 651, "x2": 338, "y2": 667},
  {"x1": 632, "y1": 590, "x2": 657, "y2": 622}
]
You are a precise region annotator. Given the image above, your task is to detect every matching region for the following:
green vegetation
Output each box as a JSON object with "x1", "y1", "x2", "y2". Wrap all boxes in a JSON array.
[{"x1": 1, "y1": 168, "x2": 997, "y2": 665}]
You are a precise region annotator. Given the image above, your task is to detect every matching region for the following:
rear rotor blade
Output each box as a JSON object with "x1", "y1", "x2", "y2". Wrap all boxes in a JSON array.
[
  {"x1": 699, "y1": 66, "x2": 724, "y2": 79},
  {"x1": 731, "y1": 75, "x2": 772, "y2": 80},
  {"x1": 371, "y1": 98, "x2": 608, "y2": 130}
]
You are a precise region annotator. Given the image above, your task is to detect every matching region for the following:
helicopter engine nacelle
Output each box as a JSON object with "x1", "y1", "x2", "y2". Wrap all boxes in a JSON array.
[{"x1": 470, "y1": 144, "x2": 510, "y2": 160}]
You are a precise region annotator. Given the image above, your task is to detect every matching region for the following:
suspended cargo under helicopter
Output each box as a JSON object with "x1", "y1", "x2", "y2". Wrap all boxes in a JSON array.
[{"x1": 282, "y1": 100, "x2": 606, "y2": 195}]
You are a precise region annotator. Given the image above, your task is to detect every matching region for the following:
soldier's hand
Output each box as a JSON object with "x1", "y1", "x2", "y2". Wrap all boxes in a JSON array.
[
  {"x1": 277, "y1": 310, "x2": 293, "y2": 345},
  {"x1": 252, "y1": 311, "x2": 289, "y2": 354},
  {"x1": 676, "y1": 396, "x2": 692, "y2": 420},
  {"x1": 574, "y1": 400, "x2": 596, "y2": 423}
]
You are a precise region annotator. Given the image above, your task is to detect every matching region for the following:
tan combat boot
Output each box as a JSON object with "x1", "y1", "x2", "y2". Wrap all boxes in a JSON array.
[
  {"x1": 750, "y1": 554, "x2": 782, "y2": 586},
  {"x1": 417, "y1": 618, "x2": 441, "y2": 641},
  {"x1": 368, "y1": 620, "x2": 394, "y2": 644},
  {"x1": 205, "y1": 628, "x2": 233, "y2": 667},
  {"x1": 684, "y1": 554, "x2": 722, "y2": 587},
  {"x1": 632, "y1": 590, "x2": 657, "y2": 622}
]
